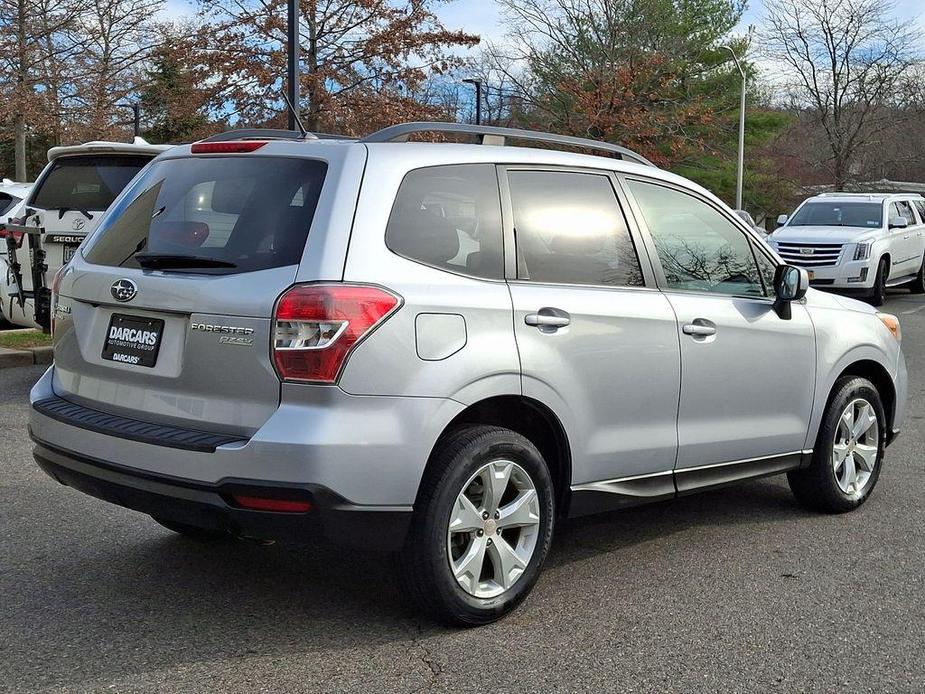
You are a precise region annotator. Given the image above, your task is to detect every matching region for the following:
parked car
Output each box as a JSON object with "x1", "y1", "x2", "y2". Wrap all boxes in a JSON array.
[
  {"x1": 0, "y1": 178, "x2": 32, "y2": 218},
  {"x1": 30, "y1": 123, "x2": 906, "y2": 626},
  {"x1": 733, "y1": 208, "x2": 769, "y2": 238},
  {"x1": 768, "y1": 192, "x2": 925, "y2": 306},
  {"x1": 0, "y1": 138, "x2": 171, "y2": 328},
  {"x1": 0, "y1": 179, "x2": 33, "y2": 323}
]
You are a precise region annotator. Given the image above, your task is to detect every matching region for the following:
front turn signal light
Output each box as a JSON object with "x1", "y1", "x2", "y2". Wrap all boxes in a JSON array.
[{"x1": 877, "y1": 313, "x2": 901, "y2": 343}]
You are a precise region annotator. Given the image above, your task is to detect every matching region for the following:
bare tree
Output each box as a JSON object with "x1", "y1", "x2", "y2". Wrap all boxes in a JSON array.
[
  {"x1": 763, "y1": 0, "x2": 922, "y2": 189},
  {"x1": 0, "y1": 0, "x2": 84, "y2": 178},
  {"x1": 69, "y1": 0, "x2": 164, "y2": 140}
]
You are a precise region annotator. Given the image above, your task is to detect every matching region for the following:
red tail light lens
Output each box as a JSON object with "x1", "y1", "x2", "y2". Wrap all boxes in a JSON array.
[
  {"x1": 0, "y1": 224, "x2": 24, "y2": 245},
  {"x1": 232, "y1": 495, "x2": 312, "y2": 513},
  {"x1": 273, "y1": 284, "x2": 401, "y2": 383},
  {"x1": 51, "y1": 265, "x2": 68, "y2": 337},
  {"x1": 190, "y1": 141, "x2": 268, "y2": 154}
]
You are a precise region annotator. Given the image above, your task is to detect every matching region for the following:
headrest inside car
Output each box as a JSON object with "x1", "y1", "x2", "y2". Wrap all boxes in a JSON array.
[{"x1": 211, "y1": 178, "x2": 255, "y2": 215}]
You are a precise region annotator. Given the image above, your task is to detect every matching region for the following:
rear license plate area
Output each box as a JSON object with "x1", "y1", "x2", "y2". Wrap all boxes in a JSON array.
[
  {"x1": 102, "y1": 314, "x2": 164, "y2": 368},
  {"x1": 63, "y1": 244, "x2": 79, "y2": 263}
]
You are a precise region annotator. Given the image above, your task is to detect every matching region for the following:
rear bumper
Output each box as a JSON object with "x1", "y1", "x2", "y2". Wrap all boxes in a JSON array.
[
  {"x1": 32, "y1": 436, "x2": 412, "y2": 550},
  {"x1": 29, "y1": 366, "x2": 466, "y2": 548},
  {"x1": 30, "y1": 366, "x2": 463, "y2": 507}
]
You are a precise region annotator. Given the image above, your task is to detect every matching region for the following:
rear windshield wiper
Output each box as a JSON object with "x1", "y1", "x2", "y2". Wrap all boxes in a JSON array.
[
  {"x1": 135, "y1": 254, "x2": 237, "y2": 269},
  {"x1": 50, "y1": 207, "x2": 94, "y2": 220}
]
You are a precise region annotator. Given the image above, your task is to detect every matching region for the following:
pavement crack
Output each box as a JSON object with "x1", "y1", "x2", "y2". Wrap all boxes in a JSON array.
[{"x1": 407, "y1": 620, "x2": 443, "y2": 691}]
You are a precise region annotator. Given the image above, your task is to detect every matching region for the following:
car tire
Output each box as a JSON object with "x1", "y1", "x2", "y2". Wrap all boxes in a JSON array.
[
  {"x1": 868, "y1": 258, "x2": 889, "y2": 306},
  {"x1": 868, "y1": 257, "x2": 888, "y2": 306},
  {"x1": 787, "y1": 376, "x2": 885, "y2": 513},
  {"x1": 400, "y1": 425, "x2": 555, "y2": 626},
  {"x1": 152, "y1": 516, "x2": 231, "y2": 541},
  {"x1": 908, "y1": 255, "x2": 925, "y2": 294}
]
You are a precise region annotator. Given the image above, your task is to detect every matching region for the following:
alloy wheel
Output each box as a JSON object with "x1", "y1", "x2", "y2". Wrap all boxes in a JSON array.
[
  {"x1": 832, "y1": 398, "x2": 879, "y2": 497},
  {"x1": 447, "y1": 460, "x2": 541, "y2": 599}
]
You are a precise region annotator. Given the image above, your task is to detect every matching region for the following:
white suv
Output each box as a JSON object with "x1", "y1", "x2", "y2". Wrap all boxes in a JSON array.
[
  {"x1": 769, "y1": 193, "x2": 925, "y2": 306},
  {"x1": 1, "y1": 138, "x2": 170, "y2": 328}
]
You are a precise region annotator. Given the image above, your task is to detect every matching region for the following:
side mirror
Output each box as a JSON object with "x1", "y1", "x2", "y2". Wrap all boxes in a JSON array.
[
  {"x1": 889, "y1": 215, "x2": 908, "y2": 229},
  {"x1": 773, "y1": 264, "x2": 808, "y2": 319},
  {"x1": 776, "y1": 214, "x2": 788, "y2": 227}
]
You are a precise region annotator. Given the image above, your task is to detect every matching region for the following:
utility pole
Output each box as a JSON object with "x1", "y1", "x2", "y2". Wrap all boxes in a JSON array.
[
  {"x1": 463, "y1": 78, "x2": 483, "y2": 125},
  {"x1": 287, "y1": 0, "x2": 300, "y2": 131},
  {"x1": 721, "y1": 46, "x2": 746, "y2": 211},
  {"x1": 119, "y1": 102, "x2": 140, "y2": 136},
  {"x1": 14, "y1": 0, "x2": 27, "y2": 181}
]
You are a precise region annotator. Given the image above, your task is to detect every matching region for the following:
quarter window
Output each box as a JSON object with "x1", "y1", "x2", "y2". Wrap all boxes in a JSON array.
[
  {"x1": 627, "y1": 180, "x2": 765, "y2": 296},
  {"x1": 507, "y1": 170, "x2": 643, "y2": 287},
  {"x1": 385, "y1": 164, "x2": 503, "y2": 280}
]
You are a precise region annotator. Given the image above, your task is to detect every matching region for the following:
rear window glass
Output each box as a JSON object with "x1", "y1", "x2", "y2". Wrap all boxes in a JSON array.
[
  {"x1": 787, "y1": 202, "x2": 882, "y2": 228},
  {"x1": 0, "y1": 193, "x2": 21, "y2": 216},
  {"x1": 82, "y1": 156, "x2": 327, "y2": 274},
  {"x1": 31, "y1": 155, "x2": 151, "y2": 211}
]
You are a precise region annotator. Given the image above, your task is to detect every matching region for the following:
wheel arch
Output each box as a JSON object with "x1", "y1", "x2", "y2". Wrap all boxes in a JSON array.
[
  {"x1": 836, "y1": 359, "x2": 897, "y2": 443},
  {"x1": 422, "y1": 395, "x2": 573, "y2": 517}
]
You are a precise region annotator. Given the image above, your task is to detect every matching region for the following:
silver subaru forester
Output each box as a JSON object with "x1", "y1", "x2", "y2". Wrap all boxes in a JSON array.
[{"x1": 30, "y1": 123, "x2": 907, "y2": 626}]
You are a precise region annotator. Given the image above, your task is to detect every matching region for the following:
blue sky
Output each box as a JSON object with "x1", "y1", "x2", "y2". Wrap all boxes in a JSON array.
[{"x1": 162, "y1": 0, "x2": 924, "y2": 46}]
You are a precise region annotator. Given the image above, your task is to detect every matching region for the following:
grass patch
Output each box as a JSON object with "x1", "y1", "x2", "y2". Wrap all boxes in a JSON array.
[{"x1": 0, "y1": 330, "x2": 53, "y2": 350}]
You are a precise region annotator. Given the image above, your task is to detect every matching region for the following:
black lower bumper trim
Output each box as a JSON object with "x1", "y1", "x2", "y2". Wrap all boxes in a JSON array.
[
  {"x1": 33, "y1": 395, "x2": 246, "y2": 452},
  {"x1": 32, "y1": 438, "x2": 412, "y2": 551}
]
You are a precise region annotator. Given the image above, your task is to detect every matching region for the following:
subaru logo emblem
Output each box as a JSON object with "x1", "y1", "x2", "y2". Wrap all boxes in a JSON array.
[
  {"x1": 72, "y1": 218, "x2": 85, "y2": 231},
  {"x1": 800, "y1": 247, "x2": 814, "y2": 255},
  {"x1": 111, "y1": 278, "x2": 137, "y2": 302}
]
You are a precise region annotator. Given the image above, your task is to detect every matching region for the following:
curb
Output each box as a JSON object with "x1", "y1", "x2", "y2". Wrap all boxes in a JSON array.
[{"x1": 0, "y1": 346, "x2": 53, "y2": 368}]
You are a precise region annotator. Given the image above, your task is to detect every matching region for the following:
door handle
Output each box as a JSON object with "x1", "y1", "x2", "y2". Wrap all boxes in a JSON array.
[
  {"x1": 682, "y1": 323, "x2": 716, "y2": 337},
  {"x1": 525, "y1": 308, "x2": 571, "y2": 329}
]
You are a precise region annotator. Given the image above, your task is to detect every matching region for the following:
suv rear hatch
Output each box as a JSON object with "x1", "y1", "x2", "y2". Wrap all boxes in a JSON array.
[
  {"x1": 27, "y1": 153, "x2": 156, "y2": 270},
  {"x1": 52, "y1": 146, "x2": 345, "y2": 437}
]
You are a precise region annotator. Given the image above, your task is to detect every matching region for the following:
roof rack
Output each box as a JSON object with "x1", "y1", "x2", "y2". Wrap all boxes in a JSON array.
[{"x1": 362, "y1": 122, "x2": 655, "y2": 167}]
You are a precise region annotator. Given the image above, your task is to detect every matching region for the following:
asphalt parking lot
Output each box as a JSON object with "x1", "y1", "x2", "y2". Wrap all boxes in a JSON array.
[{"x1": 1, "y1": 292, "x2": 923, "y2": 693}]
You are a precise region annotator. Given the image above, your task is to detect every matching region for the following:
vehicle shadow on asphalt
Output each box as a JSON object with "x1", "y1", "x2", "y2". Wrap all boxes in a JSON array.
[{"x1": 4, "y1": 476, "x2": 817, "y2": 689}]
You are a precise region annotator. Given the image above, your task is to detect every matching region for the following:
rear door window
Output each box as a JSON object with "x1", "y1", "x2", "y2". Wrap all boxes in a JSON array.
[
  {"x1": 82, "y1": 156, "x2": 327, "y2": 274},
  {"x1": 507, "y1": 170, "x2": 644, "y2": 287},
  {"x1": 914, "y1": 200, "x2": 925, "y2": 224},
  {"x1": 30, "y1": 155, "x2": 151, "y2": 211}
]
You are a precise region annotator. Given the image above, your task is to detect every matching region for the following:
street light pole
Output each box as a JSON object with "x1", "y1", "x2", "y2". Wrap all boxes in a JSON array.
[
  {"x1": 118, "y1": 102, "x2": 140, "y2": 137},
  {"x1": 462, "y1": 78, "x2": 483, "y2": 125},
  {"x1": 721, "y1": 46, "x2": 746, "y2": 211},
  {"x1": 287, "y1": 0, "x2": 300, "y2": 131}
]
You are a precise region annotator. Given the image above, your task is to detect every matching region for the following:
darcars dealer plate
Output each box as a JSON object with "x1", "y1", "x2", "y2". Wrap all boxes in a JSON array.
[{"x1": 101, "y1": 314, "x2": 164, "y2": 368}]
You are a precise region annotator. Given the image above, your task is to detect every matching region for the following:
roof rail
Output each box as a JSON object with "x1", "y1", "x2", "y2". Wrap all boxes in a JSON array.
[{"x1": 361, "y1": 122, "x2": 655, "y2": 167}]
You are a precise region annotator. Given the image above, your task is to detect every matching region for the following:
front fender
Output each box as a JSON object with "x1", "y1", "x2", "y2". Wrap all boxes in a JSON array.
[{"x1": 805, "y1": 338, "x2": 900, "y2": 451}]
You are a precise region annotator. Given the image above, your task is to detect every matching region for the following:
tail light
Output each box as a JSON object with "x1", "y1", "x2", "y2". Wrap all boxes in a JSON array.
[
  {"x1": 50, "y1": 265, "x2": 68, "y2": 337},
  {"x1": 273, "y1": 283, "x2": 401, "y2": 383},
  {"x1": 0, "y1": 223, "x2": 24, "y2": 246}
]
